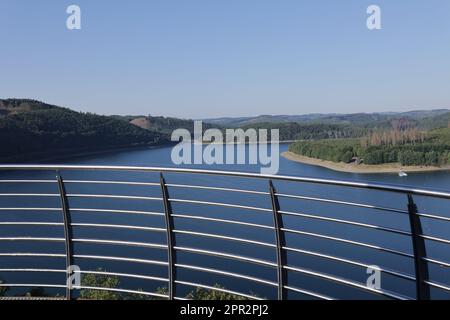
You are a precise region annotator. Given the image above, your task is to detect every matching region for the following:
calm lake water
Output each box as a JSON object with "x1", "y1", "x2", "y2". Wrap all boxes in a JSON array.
[{"x1": 1, "y1": 143, "x2": 449, "y2": 299}]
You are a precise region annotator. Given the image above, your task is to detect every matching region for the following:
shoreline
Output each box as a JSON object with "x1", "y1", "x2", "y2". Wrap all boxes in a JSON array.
[
  {"x1": 282, "y1": 151, "x2": 450, "y2": 174},
  {"x1": 0, "y1": 142, "x2": 175, "y2": 164}
]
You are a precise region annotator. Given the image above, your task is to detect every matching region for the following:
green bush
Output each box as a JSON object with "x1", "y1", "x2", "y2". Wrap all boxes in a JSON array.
[
  {"x1": 186, "y1": 285, "x2": 247, "y2": 300},
  {"x1": 80, "y1": 270, "x2": 121, "y2": 300}
]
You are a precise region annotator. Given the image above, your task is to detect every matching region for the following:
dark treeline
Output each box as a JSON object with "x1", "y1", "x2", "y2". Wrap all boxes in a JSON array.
[
  {"x1": 241, "y1": 122, "x2": 369, "y2": 141},
  {"x1": 0, "y1": 99, "x2": 167, "y2": 162}
]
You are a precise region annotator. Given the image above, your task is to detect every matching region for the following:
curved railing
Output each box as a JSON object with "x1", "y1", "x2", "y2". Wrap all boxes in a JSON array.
[{"x1": 0, "y1": 165, "x2": 449, "y2": 300}]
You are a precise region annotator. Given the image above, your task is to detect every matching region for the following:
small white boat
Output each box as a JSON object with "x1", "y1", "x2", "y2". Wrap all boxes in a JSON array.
[{"x1": 398, "y1": 171, "x2": 408, "y2": 177}]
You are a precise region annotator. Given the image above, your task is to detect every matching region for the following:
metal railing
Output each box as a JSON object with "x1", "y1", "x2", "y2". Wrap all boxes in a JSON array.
[{"x1": 0, "y1": 165, "x2": 449, "y2": 300}]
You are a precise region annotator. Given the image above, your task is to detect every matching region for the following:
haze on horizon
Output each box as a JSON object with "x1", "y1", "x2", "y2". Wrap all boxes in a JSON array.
[{"x1": 1, "y1": 1, "x2": 450, "y2": 118}]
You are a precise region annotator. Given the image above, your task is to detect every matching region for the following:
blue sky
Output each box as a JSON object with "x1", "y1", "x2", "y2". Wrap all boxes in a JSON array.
[{"x1": 1, "y1": 1, "x2": 450, "y2": 118}]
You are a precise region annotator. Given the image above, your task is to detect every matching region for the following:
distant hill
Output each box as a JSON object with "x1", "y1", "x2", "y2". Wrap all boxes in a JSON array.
[
  {"x1": 123, "y1": 115, "x2": 219, "y2": 135},
  {"x1": 0, "y1": 99, "x2": 167, "y2": 162},
  {"x1": 201, "y1": 110, "x2": 450, "y2": 141},
  {"x1": 203, "y1": 109, "x2": 450, "y2": 127}
]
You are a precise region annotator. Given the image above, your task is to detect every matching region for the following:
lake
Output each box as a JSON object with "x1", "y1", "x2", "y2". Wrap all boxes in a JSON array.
[{"x1": 1, "y1": 143, "x2": 449, "y2": 299}]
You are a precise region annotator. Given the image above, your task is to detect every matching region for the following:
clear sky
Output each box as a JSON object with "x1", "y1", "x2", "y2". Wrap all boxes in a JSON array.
[{"x1": 1, "y1": 1, "x2": 450, "y2": 118}]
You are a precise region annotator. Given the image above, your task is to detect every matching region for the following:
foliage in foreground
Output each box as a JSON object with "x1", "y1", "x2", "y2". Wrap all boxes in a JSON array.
[
  {"x1": 0, "y1": 279, "x2": 7, "y2": 297},
  {"x1": 79, "y1": 269, "x2": 250, "y2": 300},
  {"x1": 186, "y1": 285, "x2": 247, "y2": 300},
  {"x1": 0, "y1": 270, "x2": 248, "y2": 300}
]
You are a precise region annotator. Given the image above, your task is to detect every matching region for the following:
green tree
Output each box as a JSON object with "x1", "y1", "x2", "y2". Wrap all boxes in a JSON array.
[
  {"x1": 80, "y1": 269, "x2": 121, "y2": 300},
  {"x1": 387, "y1": 150, "x2": 398, "y2": 163},
  {"x1": 398, "y1": 150, "x2": 425, "y2": 166},
  {"x1": 340, "y1": 151, "x2": 354, "y2": 163},
  {"x1": 79, "y1": 273, "x2": 250, "y2": 300},
  {"x1": 364, "y1": 150, "x2": 385, "y2": 165},
  {"x1": 425, "y1": 151, "x2": 439, "y2": 166},
  {"x1": 186, "y1": 284, "x2": 247, "y2": 300}
]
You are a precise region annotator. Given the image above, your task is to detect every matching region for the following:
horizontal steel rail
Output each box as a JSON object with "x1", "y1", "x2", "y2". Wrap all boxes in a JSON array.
[
  {"x1": 281, "y1": 228, "x2": 414, "y2": 258},
  {"x1": 423, "y1": 257, "x2": 450, "y2": 268},
  {"x1": 417, "y1": 212, "x2": 450, "y2": 223},
  {"x1": 0, "y1": 165, "x2": 449, "y2": 300},
  {"x1": 169, "y1": 198, "x2": 273, "y2": 213},
  {"x1": 76, "y1": 270, "x2": 168, "y2": 283},
  {"x1": 70, "y1": 223, "x2": 166, "y2": 233},
  {"x1": 0, "y1": 222, "x2": 64, "y2": 227},
  {"x1": 173, "y1": 229, "x2": 276, "y2": 248},
  {"x1": 275, "y1": 192, "x2": 409, "y2": 215},
  {"x1": 0, "y1": 180, "x2": 55, "y2": 184},
  {"x1": 279, "y1": 210, "x2": 411, "y2": 236},
  {"x1": 0, "y1": 253, "x2": 66, "y2": 258},
  {"x1": 283, "y1": 265, "x2": 412, "y2": 300},
  {"x1": 72, "y1": 285, "x2": 169, "y2": 299},
  {"x1": 64, "y1": 180, "x2": 160, "y2": 187},
  {"x1": 69, "y1": 208, "x2": 165, "y2": 217},
  {"x1": 175, "y1": 263, "x2": 278, "y2": 287},
  {"x1": 284, "y1": 285, "x2": 334, "y2": 300},
  {"x1": 172, "y1": 213, "x2": 274, "y2": 230},
  {"x1": 0, "y1": 207, "x2": 61, "y2": 212},
  {"x1": 0, "y1": 237, "x2": 65, "y2": 242},
  {"x1": 1, "y1": 165, "x2": 449, "y2": 199},
  {"x1": 0, "y1": 268, "x2": 66, "y2": 273},
  {"x1": 71, "y1": 239, "x2": 167, "y2": 249},
  {"x1": 166, "y1": 183, "x2": 270, "y2": 195},
  {"x1": 73, "y1": 254, "x2": 169, "y2": 266},
  {"x1": 419, "y1": 234, "x2": 450, "y2": 245},
  {"x1": 0, "y1": 193, "x2": 59, "y2": 197},
  {"x1": 283, "y1": 246, "x2": 416, "y2": 281},
  {"x1": 67, "y1": 194, "x2": 162, "y2": 201},
  {"x1": 0, "y1": 284, "x2": 67, "y2": 289},
  {"x1": 424, "y1": 280, "x2": 450, "y2": 293},
  {"x1": 174, "y1": 246, "x2": 278, "y2": 268}
]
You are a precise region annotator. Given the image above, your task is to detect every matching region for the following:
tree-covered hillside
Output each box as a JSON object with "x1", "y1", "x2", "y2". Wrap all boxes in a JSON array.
[
  {"x1": 0, "y1": 99, "x2": 167, "y2": 162},
  {"x1": 289, "y1": 128, "x2": 450, "y2": 166},
  {"x1": 237, "y1": 111, "x2": 450, "y2": 141},
  {"x1": 128, "y1": 116, "x2": 217, "y2": 135},
  {"x1": 204, "y1": 109, "x2": 450, "y2": 128},
  {"x1": 241, "y1": 122, "x2": 369, "y2": 141}
]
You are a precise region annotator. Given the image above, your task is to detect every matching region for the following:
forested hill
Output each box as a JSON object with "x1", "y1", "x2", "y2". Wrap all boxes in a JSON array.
[
  {"x1": 204, "y1": 110, "x2": 450, "y2": 128},
  {"x1": 0, "y1": 99, "x2": 167, "y2": 162},
  {"x1": 288, "y1": 127, "x2": 450, "y2": 167},
  {"x1": 205, "y1": 110, "x2": 450, "y2": 141}
]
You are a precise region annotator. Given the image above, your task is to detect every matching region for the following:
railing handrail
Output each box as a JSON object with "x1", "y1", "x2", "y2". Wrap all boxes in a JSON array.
[
  {"x1": 1, "y1": 164, "x2": 450, "y2": 199},
  {"x1": 1, "y1": 165, "x2": 450, "y2": 300}
]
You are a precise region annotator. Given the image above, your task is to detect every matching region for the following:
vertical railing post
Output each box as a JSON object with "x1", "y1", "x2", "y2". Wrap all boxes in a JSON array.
[
  {"x1": 407, "y1": 194, "x2": 430, "y2": 300},
  {"x1": 56, "y1": 171, "x2": 74, "y2": 300},
  {"x1": 160, "y1": 173, "x2": 176, "y2": 300},
  {"x1": 269, "y1": 180, "x2": 287, "y2": 300}
]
